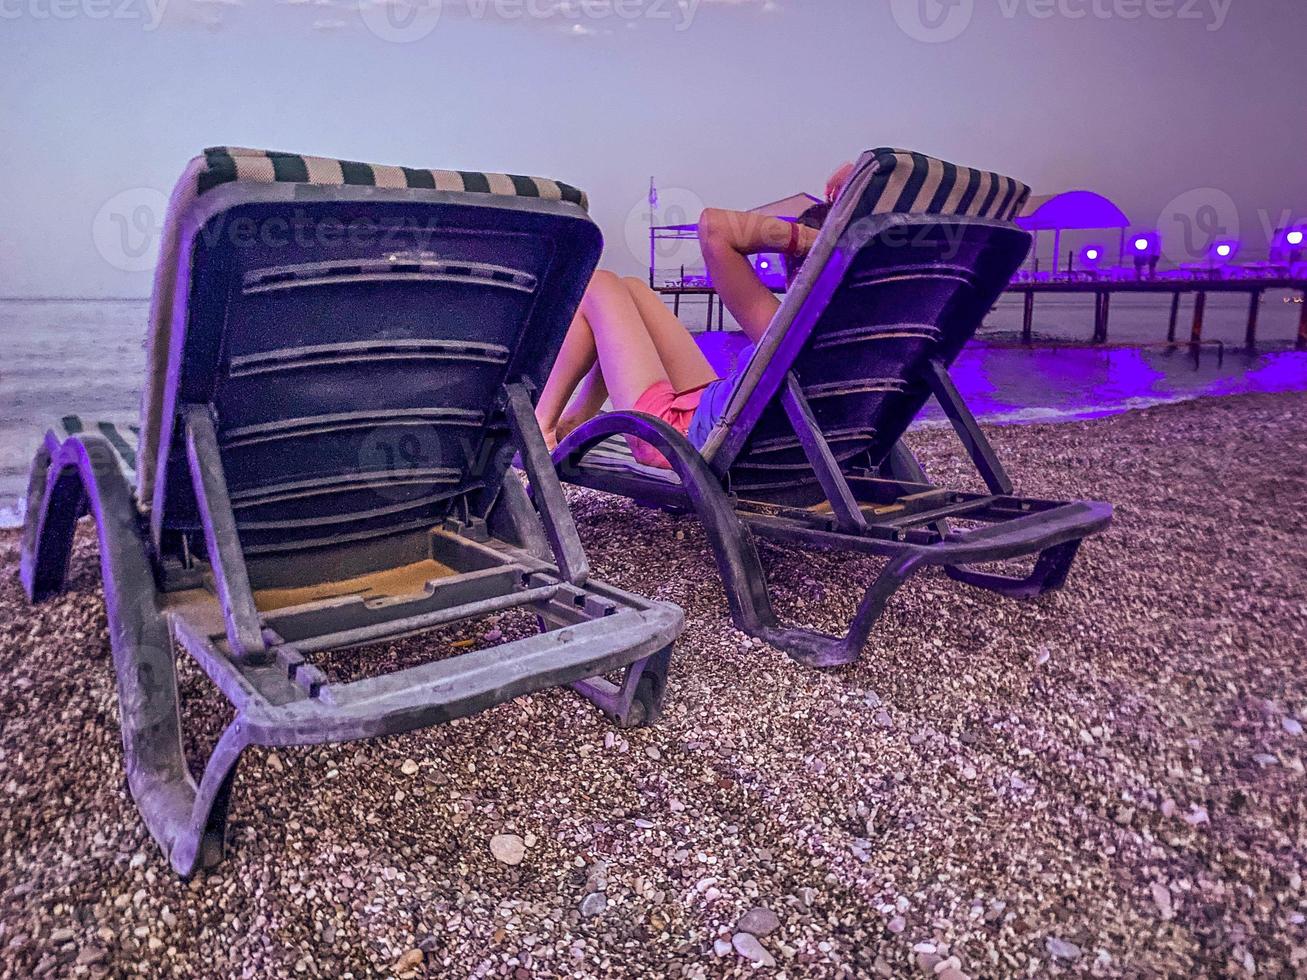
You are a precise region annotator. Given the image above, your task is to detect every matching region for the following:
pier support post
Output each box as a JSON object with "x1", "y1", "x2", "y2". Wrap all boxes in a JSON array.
[
  {"x1": 1022, "y1": 291, "x2": 1034, "y2": 345},
  {"x1": 1244, "y1": 290, "x2": 1262, "y2": 352},
  {"x1": 1298, "y1": 292, "x2": 1307, "y2": 351},
  {"x1": 1095, "y1": 291, "x2": 1111, "y2": 344},
  {"x1": 1167, "y1": 292, "x2": 1181, "y2": 344},
  {"x1": 1190, "y1": 291, "x2": 1207, "y2": 347}
]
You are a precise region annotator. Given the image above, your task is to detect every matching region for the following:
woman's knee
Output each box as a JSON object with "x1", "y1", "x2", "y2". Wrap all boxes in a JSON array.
[{"x1": 621, "y1": 275, "x2": 655, "y2": 300}]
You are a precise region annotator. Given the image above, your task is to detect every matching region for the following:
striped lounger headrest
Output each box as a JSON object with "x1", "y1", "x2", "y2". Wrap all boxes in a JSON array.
[
  {"x1": 196, "y1": 146, "x2": 589, "y2": 211},
  {"x1": 850, "y1": 148, "x2": 1030, "y2": 222},
  {"x1": 696, "y1": 147, "x2": 1030, "y2": 466},
  {"x1": 135, "y1": 147, "x2": 591, "y2": 511}
]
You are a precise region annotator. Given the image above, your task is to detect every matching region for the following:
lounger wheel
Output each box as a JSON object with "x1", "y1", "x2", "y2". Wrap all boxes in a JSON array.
[
  {"x1": 612, "y1": 669, "x2": 663, "y2": 730},
  {"x1": 570, "y1": 645, "x2": 671, "y2": 730}
]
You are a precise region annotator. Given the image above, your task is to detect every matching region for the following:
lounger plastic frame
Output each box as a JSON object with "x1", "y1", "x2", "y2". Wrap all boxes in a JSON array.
[
  {"x1": 18, "y1": 178, "x2": 683, "y2": 877},
  {"x1": 552, "y1": 214, "x2": 1112, "y2": 668}
]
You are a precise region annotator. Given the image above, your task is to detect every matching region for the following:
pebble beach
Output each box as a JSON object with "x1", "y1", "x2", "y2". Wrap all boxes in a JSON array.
[{"x1": 1, "y1": 390, "x2": 1304, "y2": 979}]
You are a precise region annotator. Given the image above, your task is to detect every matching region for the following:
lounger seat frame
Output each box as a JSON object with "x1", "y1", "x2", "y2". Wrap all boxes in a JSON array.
[
  {"x1": 552, "y1": 210, "x2": 1112, "y2": 668},
  {"x1": 19, "y1": 160, "x2": 682, "y2": 876}
]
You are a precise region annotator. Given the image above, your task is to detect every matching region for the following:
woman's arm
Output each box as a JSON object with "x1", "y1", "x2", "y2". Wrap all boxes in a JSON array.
[{"x1": 699, "y1": 208, "x2": 818, "y2": 343}]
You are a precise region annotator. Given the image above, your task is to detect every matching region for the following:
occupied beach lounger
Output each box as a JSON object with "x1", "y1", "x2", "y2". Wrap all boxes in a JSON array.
[
  {"x1": 19, "y1": 147, "x2": 683, "y2": 876},
  {"x1": 551, "y1": 148, "x2": 1112, "y2": 669}
]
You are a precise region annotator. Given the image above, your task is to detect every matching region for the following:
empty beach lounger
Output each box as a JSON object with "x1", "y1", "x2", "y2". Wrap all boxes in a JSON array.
[
  {"x1": 551, "y1": 148, "x2": 1112, "y2": 669},
  {"x1": 19, "y1": 147, "x2": 683, "y2": 876}
]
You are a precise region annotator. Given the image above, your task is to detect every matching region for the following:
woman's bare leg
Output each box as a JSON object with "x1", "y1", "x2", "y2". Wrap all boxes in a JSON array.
[
  {"x1": 577, "y1": 270, "x2": 671, "y2": 410},
  {"x1": 621, "y1": 277, "x2": 718, "y2": 390},
  {"x1": 535, "y1": 305, "x2": 599, "y2": 449},
  {"x1": 556, "y1": 362, "x2": 608, "y2": 444}
]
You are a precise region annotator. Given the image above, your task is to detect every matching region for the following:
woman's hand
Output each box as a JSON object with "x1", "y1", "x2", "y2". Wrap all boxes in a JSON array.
[{"x1": 825, "y1": 161, "x2": 856, "y2": 203}]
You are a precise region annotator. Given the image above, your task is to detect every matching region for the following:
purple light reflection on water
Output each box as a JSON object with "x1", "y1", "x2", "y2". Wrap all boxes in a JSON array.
[
  {"x1": 694, "y1": 331, "x2": 1307, "y2": 428},
  {"x1": 924, "y1": 343, "x2": 1306, "y2": 424}
]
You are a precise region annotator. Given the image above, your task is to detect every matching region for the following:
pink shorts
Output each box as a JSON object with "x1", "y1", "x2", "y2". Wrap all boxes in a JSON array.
[{"x1": 629, "y1": 379, "x2": 710, "y2": 469}]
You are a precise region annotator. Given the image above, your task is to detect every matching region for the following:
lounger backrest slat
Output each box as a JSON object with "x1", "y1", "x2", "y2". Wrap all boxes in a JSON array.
[
  {"x1": 698, "y1": 149, "x2": 1031, "y2": 503},
  {"x1": 141, "y1": 148, "x2": 599, "y2": 569}
]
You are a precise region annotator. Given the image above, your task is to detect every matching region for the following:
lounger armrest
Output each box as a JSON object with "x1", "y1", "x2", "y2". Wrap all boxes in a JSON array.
[
  {"x1": 928, "y1": 500, "x2": 1113, "y2": 565},
  {"x1": 553, "y1": 411, "x2": 704, "y2": 478}
]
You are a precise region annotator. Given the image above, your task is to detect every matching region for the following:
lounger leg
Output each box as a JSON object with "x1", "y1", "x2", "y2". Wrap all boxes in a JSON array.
[
  {"x1": 760, "y1": 552, "x2": 925, "y2": 668},
  {"x1": 570, "y1": 644, "x2": 672, "y2": 729},
  {"x1": 167, "y1": 721, "x2": 250, "y2": 876},
  {"x1": 20, "y1": 439, "x2": 85, "y2": 601},
  {"x1": 19, "y1": 433, "x2": 240, "y2": 876},
  {"x1": 946, "y1": 539, "x2": 1082, "y2": 599},
  {"x1": 554, "y1": 413, "x2": 779, "y2": 638}
]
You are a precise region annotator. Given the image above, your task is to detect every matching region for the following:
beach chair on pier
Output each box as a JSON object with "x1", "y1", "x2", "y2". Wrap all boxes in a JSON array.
[
  {"x1": 551, "y1": 148, "x2": 1112, "y2": 668},
  {"x1": 20, "y1": 148, "x2": 683, "y2": 876}
]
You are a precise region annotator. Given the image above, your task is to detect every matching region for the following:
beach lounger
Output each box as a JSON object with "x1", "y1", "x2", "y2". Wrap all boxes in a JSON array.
[
  {"x1": 19, "y1": 147, "x2": 683, "y2": 876},
  {"x1": 551, "y1": 148, "x2": 1113, "y2": 669}
]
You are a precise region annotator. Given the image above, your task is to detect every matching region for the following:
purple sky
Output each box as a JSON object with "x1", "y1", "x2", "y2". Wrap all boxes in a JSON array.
[{"x1": 1, "y1": 0, "x2": 1303, "y2": 296}]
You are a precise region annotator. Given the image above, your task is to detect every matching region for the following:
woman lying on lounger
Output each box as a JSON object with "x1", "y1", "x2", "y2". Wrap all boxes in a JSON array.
[{"x1": 535, "y1": 163, "x2": 854, "y2": 466}]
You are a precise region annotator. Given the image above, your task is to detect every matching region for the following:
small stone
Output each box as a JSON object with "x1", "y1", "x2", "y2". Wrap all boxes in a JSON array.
[
  {"x1": 732, "y1": 932, "x2": 775, "y2": 967},
  {"x1": 400, "y1": 759, "x2": 420, "y2": 777},
  {"x1": 579, "y1": 893, "x2": 606, "y2": 918},
  {"x1": 633, "y1": 818, "x2": 655, "y2": 830},
  {"x1": 645, "y1": 746, "x2": 662, "y2": 761},
  {"x1": 1151, "y1": 882, "x2": 1173, "y2": 918},
  {"x1": 485, "y1": 628, "x2": 503, "y2": 643},
  {"x1": 1283, "y1": 717, "x2": 1303, "y2": 736},
  {"x1": 393, "y1": 948, "x2": 424, "y2": 972},
  {"x1": 76, "y1": 946, "x2": 108, "y2": 967},
  {"x1": 874, "y1": 709, "x2": 893, "y2": 729},
  {"x1": 490, "y1": 834, "x2": 526, "y2": 866},
  {"x1": 50, "y1": 927, "x2": 75, "y2": 943},
  {"x1": 1182, "y1": 805, "x2": 1210, "y2": 826},
  {"x1": 713, "y1": 939, "x2": 733, "y2": 957},
  {"x1": 736, "y1": 907, "x2": 780, "y2": 937},
  {"x1": 1045, "y1": 936, "x2": 1081, "y2": 961},
  {"x1": 887, "y1": 916, "x2": 906, "y2": 934}
]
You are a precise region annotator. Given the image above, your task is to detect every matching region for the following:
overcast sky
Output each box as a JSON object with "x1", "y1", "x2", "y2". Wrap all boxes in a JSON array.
[{"x1": 1, "y1": 0, "x2": 1303, "y2": 296}]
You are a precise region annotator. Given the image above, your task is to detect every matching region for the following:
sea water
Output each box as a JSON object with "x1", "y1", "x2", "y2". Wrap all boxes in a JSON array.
[{"x1": 1, "y1": 294, "x2": 1304, "y2": 527}]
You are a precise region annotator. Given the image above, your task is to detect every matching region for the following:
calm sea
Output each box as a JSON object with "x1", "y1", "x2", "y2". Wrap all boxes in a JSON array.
[{"x1": 1, "y1": 295, "x2": 1305, "y2": 527}]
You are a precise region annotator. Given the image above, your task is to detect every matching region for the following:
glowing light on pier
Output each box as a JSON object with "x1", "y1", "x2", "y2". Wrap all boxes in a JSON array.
[{"x1": 1288, "y1": 230, "x2": 1305, "y2": 247}]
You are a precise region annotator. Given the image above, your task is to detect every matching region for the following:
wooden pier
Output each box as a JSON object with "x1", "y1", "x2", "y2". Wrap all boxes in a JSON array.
[
  {"x1": 658, "y1": 275, "x2": 1307, "y2": 351},
  {"x1": 1007, "y1": 276, "x2": 1307, "y2": 351}
]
